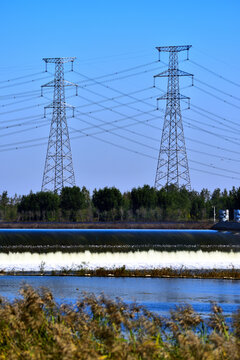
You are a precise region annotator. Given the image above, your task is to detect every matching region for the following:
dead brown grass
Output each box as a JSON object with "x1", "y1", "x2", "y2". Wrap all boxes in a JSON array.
[{"x1": 0, "y1": 286, "x2": 239, "y2": 359}]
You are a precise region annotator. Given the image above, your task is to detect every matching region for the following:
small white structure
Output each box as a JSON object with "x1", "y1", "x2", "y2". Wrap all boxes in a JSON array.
[
  {"x1": 219, "y1": 209, "x2": 229, "y2": 222},
  {"x1": 234, "y1": 209, "x2": 240, "y2": 222}
]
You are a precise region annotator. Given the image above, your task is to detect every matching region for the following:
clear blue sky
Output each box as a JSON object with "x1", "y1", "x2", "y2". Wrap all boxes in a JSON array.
[{"x1": 0, "y1": 0, "x2": 240, "y2": 196}]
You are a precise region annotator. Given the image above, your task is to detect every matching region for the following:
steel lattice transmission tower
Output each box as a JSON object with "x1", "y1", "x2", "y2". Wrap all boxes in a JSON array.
[
  {"x1": 41, "y1": 57, "x2": 78, "y2": 193},
  {"x1": 154, "y1": 45, "x2": 193, "y2": 190}
]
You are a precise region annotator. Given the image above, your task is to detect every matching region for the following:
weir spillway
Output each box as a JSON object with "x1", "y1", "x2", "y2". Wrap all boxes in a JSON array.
[{"x1": 0, "y1": 229, "x2": 240, "y2": 271}]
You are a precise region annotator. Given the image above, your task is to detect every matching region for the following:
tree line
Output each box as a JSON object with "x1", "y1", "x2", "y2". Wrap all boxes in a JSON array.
[{"x1": 1, "y1": 184, "x2": 240, "y2": 222}]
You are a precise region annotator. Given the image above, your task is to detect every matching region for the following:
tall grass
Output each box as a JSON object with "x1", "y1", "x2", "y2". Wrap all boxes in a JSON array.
[{"x1": 0, "y1": 286, "x2": 240, "y2": 359}]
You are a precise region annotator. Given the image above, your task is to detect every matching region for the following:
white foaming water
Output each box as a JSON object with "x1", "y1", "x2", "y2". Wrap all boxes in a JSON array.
[{"x1": 0, "y1": 250, "x2": 239, "y2": 271}]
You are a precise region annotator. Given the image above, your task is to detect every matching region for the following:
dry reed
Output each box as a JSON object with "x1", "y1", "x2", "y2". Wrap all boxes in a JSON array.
[{"x1": 0, "y1": 285, "x2": 239, "y2": 359}]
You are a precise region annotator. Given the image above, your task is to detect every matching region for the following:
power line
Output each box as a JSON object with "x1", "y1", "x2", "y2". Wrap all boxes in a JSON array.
[
  {"x1": 0, "y1": 95, "x2": 42, "y2": 109},
  {"x1": 0, "y1": 116, "x2": 45, "y2": 130},
  {"x1": 76, "y1": 93, "x2": 156, "y2": 116},
  {"x1": 73, "y1": 65, "x2": 162, "y2": 88},
  {"x1": 194, "y1": 84, "x2": 240, "y2": 110},
  {"x1": 190, "y1": 103, "x2": 240, "y2": 130},
  {"x1": 195, "y1": 77, "x2": 240, "y2": 102},
  {"x1": 75, "y1": 86, "x2": 153, "y2": 110},
  {"x1": 189, "y1": 59, "x2": 240, "y2": 88},
  {"x1": 155, "y1": 86, "x2": 240, "y2": 130},
  {"x1": 0, "y1": 75, "x2": 52, "y2": 90},
  {"x1": 74, "y1": 60, "x2": 158, "y2": 85},
  {"x1": 0, "y1": 71, "x2": 45, "y2": 85},
  {"x1": 189, "y1": 159, "x2": 240, "y2": 176},
  {"x1": 0, "y1": 102, "x2": 48, "y2": 116},
  {"x1": 0, "y1": 121, "x2": 49, "y2": 138},
  {"x1": 185, "y1": 137, "x2": 240, "y2": 156},
  {"x1": 183, "y1": 114, "x2": 240, "y2": 137},
  {"x1": 2, "y1": 108, "x2": 239, "y2": 166},
  {"x1": 0, "y1": 114, "x2": 43, "y2": 125},
  {"x1": 183, "y1": 119, "x2": 240, "y2": 147},
  {"x1": 71, "y1": 113, "x2": 240, "y2": 178}
]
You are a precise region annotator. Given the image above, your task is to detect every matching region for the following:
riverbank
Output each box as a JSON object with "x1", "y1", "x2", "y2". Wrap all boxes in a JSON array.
[
  {"x1": 0, "y1": 221, "x2": 213, "y2": 229},
  {"x1": 1, "y1": 267, "x2": 240, "y2": 279},
  {"x1": 213, "y1": 221, "x2": 240, "y2": 231}
]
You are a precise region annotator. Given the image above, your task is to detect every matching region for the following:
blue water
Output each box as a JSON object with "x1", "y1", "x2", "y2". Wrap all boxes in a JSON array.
[{"x1": 1, "y1": 276, "x2": 240, "y2": 316}]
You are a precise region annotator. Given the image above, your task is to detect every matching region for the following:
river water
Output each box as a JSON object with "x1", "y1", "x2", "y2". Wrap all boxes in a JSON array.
[
  {"x1": 1, "y1": 229, "x2": 240, "y2": 316},
  {"x1": 0, "y1": 276, "x2": 240, "y2": 316}
]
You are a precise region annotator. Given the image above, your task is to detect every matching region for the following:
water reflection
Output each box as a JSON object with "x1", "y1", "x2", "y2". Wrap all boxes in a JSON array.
[{"x1": 0, "y1": 276, "x2": 240, "y2": 316}]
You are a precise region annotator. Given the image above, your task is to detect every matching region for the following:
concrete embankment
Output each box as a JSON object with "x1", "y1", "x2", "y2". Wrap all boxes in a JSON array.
[
  {"x1": 0, "y1": 221, "x2": 213, "y2": 229},
  {"x1": 212, "y1": 222, "x2": 240, "y2": 231}
]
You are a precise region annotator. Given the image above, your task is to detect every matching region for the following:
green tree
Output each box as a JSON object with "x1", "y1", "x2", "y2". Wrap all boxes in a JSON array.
[
  {"x1": 92, "y1": 187, "x2": 122, "y2": 220},
  {"x1": 60, "y1": 186, "x2": 90, "y2": 221},
  {"x1": 131, "y1": 185, "x2": 157, "y2": 211},
  {"x1": 0, "y1": 191, "x2": 9, "y2": 219},
  {"x1": 18, "y1": 191, "x2": 59, "y2": 221}
]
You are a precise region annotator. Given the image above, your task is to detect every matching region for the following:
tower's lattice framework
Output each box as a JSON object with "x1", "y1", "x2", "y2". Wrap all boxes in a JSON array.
[
  {"x1": 154, "y1": 46, "x2": 193, "y2": 190},
  {"x1": 41, "y1": 57, "x2": 77, "y2": 193}
]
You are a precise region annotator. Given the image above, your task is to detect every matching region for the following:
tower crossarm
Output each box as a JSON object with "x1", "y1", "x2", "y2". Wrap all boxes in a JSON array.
[
  {"x1": 157, "y1": 93, "x2": 190, "y2": 101},
  {"x1": 42, "y1": 57, "x2": 76, "y2": 64},
  {"x1": 154, "y1": 69, "x2": 193, "y2": 78},
  {"x1": 156, "y1": 45, "x2": 192, "y2": 52},
  {"x1": 44, "y1": 101, "x2": 74, "y2": 109},
  {"x1": 42, "y1": 79, "x2": 78, "y2": 88}
]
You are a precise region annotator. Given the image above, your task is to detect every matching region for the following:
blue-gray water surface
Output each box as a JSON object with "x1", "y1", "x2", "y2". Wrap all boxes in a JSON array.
[{"x1": 1, "y1": 276, "x2": 240, "y2": 317}]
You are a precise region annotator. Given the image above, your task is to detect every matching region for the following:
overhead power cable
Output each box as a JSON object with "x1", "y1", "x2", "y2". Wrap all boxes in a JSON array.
[
  {"x1": 0, "y1": 71, "x2": 45, "y2": 85},
  {"x1": 190, "y1": 168, "x2": 240, "y2": 181},
  {"x1": 194, "y1": 84, "x2": 240, "y2": 110},
  {"x1": 183, "y1": 115, "x2": 240, "y2": 136},
  {"x1": 0, "y1": 75, "x2": 52, "y2": 90},
  {"x1": 74, "y1": 61, "x2": 159, "y2": 85},
  {"x1": 195, "y1": 77, "x2": 240, "y2": 102},
  {"x1": 0, "y1": 116, "x2": 45, "y2": 130},
  {"x1": 189, "y1": 159, "x2": 240, "y2": 176},
  {"x1": 154, "y1": 86, "x2": 240, "y2": 130},
  {"x1": 189, "y1": 60, "x2": 240, "y2": 88},
  {"x1": 73, "y1": 65, "x2": 162, "y2": 88},
  {"x1": 69, "y1": 125, "x2": 240, "y2": 179},
  {"x1": 75, "y1": 86, "x2": 153, "y2": 110},
  {"x1": 0, "y1": 121, "x2": 49, "y2": 138},
  {"x1": 72, "y1": 115, "x2": 159, "y2": 152},
  {"x1": 0, "y1": 88, "x2": 52, "y2": 100},
  {"x1": 188, "y1": 105, "x2": 240, "y2": 132},
  {"x1": 0, "y1": 101, "x2": 48, "y2": 116},
  {"x1": 190, "y1": 103, "x2": 240, "y2": 129},
  {"x1": 183, "y1": 120, "x2": 240, "y2": 147},
  {"x1": 185, "y1": 136, "x2": 240, "y2": 156},
  {"x1": 0, "y1": 114, "x2": 44, "y2": 125},
  {"x1": 0, "y1": 95, "x2": 42, "y2": 109},
  {"x1": 76, "y1": 77, "x2": 239, "y2": 145},
  {"x1": 76, "y1": 93, "x2": 156, "y2": 116}
]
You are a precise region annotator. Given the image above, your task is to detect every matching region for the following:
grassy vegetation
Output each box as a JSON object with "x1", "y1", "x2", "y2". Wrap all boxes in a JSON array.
[
  {"x1": 1, "y1": 267, "x2": 240, "y2": 279},
  {"x1": 0, "y1": 285, "x2": 240, "y2": 359}
]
